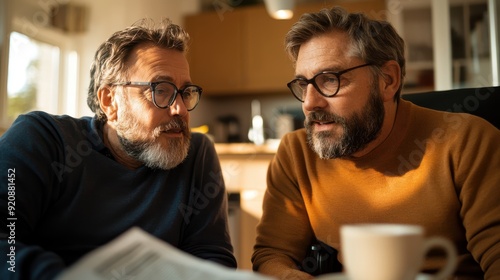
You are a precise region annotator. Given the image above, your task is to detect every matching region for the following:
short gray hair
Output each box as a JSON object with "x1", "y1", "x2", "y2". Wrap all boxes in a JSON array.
[
  {"x1": 87, "y1": 18, "x2": 190, "y2": 121},
  {"x1": 285, "y1": 7, "x2": 405, "y2": 100}
]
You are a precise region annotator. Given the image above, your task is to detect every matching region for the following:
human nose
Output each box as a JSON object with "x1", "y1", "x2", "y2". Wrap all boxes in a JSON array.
[
  {"x1": 169, "y1": 93, "x2": 188, "y2": 116},
  {"x1": 302, "y1": 83, "x2": 328, "y2": 111}
]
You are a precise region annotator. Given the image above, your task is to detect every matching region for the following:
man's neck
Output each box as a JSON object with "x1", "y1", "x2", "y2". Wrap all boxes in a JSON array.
[
  {"x1": 102, "y1": 123, "x2": 143, "y2": 170},
  {"x1": 351, "y1": 101, "x2": 399, "y2": 158}
]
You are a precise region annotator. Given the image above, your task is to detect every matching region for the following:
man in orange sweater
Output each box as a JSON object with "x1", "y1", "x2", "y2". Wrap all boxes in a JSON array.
[{"x1": 252, "y1": 7, "x2": 500, "y2": 279}]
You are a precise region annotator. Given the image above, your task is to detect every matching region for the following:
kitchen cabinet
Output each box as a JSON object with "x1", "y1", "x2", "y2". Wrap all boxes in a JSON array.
[
  {"x1": 243, "y1": 5, "x2": 296, "y2": 93},
  {"x1": 184, "y1": 11, "x2": 244, "y2": 94},
  {"x1": 184, "y1": 6, "x2": 293, "y2": 95},
  {"x1": 183, "y1": 0, "x2": 386, "y2": 96}
]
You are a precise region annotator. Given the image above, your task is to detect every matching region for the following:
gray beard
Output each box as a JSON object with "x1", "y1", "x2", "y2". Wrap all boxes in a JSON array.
[
  {"x1": 117, "y1": 117, "x2": 191, "y2": 170},
  {"x1": 305, "y1": 85, "x2": 385, "y2": 159}
]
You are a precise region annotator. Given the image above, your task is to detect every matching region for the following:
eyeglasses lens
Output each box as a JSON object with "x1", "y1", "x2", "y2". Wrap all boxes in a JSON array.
[
  {"x1": 153, "y1": 83, "x2": 201, "y2": 110},
  {"x1": 289, "y1": 73, "x2": 340, "y2": 102},
  {"x1": 317, "y1": 73, "x2": 339, "y2": 94},
  {"x1": 181, "y1": 86, "x2": 201, "y2": 110},
  {"x1": 290, "y1": 81, "x2": 307, "y2": 101},
  {"x1": 153, "y1": 83, "x2": 176, "y2": 108}
]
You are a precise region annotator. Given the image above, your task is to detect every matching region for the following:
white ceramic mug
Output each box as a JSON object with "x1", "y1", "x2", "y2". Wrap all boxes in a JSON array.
[{"x1": 340, "y1": 224, "x2": 457, "y2": 280}]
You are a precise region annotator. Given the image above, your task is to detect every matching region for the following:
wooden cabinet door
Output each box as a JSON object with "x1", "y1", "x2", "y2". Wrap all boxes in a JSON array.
[
  {"x1": 184, "y1": 10, "x2": 244, "y2": 95},
  {"x1": 243, "y1": 5, "x2": 296, "y2": 93}
]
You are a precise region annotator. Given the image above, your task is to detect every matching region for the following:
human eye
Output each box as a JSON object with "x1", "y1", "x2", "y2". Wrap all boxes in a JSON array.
[
  {"x1": 154, "y1": 83, "x2": 174, "y2": 96},
  {"x1": 318, "y1": 73, "x2": 339, "y2": 92},
  {"x1": 182, "y1": 86, "x2": 201, "y2": 99},
  {"x1": 320, "y1": 73, "x2": 339, "y2": 85},
  {"x1": 294, "y1": 79, "x2": 308, "y2": 89}
]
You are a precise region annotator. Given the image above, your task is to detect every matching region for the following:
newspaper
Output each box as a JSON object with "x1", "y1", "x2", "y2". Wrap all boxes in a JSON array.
[{"x1": 57, "y1": 227, "x2": 274, "y2": 280}]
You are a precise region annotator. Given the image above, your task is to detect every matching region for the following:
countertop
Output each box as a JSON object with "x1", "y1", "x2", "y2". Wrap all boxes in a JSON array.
[{"x1": 214, "y1": 139, "x2": 280, "y2": 155}]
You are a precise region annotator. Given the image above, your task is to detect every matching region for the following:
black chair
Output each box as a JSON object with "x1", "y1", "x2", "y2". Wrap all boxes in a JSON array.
[
  {"x1": 402, "y1": 86, "x2": 500, "y2": 129},
  {"x1": 300, "y1": 240, "x2": 343, "y2": 275}
]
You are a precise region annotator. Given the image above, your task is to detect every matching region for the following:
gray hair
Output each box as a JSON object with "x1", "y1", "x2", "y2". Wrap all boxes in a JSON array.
[
  {"x1": 87, "y1": 18, "x2": 190, "y2": 121},
  {"x1": 285, "y1": 7, "x2": 405, "y2": 100}
]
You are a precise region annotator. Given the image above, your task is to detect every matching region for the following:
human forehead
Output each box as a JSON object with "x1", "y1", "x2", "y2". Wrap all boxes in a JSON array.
[
  {"x1": 295, "y1": 31, "x2": 356, "y2": 76},
  {"x1": 125, "y1": 43, "x2": 191, "y2": 82}
]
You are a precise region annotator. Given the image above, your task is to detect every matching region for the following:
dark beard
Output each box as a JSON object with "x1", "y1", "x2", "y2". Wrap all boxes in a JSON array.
[
  {"x1": 305, "y1": 84, "x2": 385, "y2": 159},
  {"x1": 118, "y1": 117, "x2": 191, "y2": 170}
]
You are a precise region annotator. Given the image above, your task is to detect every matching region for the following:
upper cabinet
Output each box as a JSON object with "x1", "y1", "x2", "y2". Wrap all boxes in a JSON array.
[
  {"x1": 242, "y1": 5, "x2": 297, "y2": 93},
  {"x1": 184, "y1": 0, "x2": 386, "y2": 96},
  {"x1": 184, "y1": 10, "x2": 244, "y2": 94}
]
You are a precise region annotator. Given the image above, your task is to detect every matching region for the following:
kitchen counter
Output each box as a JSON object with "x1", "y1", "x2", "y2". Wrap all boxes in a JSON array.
[
  {"x1": 214, "y1": 139, "x2": 280, "y2": 155},
  {"x1": 214, "y1": 142, "x2": 276, "y2": 271},
  {"x1": 213, "y1": 141, "x2": 281, "y2": 270}
]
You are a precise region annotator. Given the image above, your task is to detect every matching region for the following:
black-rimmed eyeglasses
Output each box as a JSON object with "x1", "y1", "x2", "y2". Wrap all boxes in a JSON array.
[
  {"x1": 287, "y1": 63, "x2": 373, "y2": 102},
  {"x1": 111, "y1": 81, "x2": 202, "y2": 111}
]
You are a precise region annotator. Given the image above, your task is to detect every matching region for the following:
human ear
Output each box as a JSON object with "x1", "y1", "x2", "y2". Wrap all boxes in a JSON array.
[
  {"x1": 98, "y1": 86, "x2": 118, "y2": 122},
  {"x1": 378, "y1": 60, "x2": 401, "y2": 102}
]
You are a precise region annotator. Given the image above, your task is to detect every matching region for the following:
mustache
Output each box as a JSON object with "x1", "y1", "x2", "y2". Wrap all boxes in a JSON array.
[
  {"x1": 154, "y1": 117, "x2": 189, "y2": 136},
  {"x1": 305, "y1": 111, "x2": 345, "y2": 126}
]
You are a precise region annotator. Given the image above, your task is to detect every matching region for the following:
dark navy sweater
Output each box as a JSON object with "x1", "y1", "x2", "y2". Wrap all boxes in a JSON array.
[{"x1": 0, "y1": 111, "x2": 236, "y2": 279}]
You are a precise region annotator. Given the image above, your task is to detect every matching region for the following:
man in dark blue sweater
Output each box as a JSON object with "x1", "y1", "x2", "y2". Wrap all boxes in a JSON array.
[{"x1": 0, "y1": 19, "x2": 236, "y2": 279}]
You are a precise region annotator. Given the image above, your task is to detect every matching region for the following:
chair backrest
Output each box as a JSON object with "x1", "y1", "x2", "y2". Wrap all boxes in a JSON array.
[{"x1": 402, "y1": 86, "x2": 500, "y2": 129}]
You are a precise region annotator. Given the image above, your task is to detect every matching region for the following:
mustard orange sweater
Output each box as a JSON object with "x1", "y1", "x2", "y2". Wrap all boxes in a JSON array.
[{"x1": 253, "y1": 100, "x2": 500, "y2": 279}]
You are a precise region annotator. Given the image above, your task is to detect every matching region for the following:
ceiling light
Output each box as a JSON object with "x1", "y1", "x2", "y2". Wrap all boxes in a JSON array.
[{"x1": 263, "y1": 0, "x2": 294, "y2": 20}]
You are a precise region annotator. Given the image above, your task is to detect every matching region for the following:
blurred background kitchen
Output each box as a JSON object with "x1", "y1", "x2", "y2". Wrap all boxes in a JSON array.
[{"x1": 1, "y1": 0, "x2": 498, "y2": 270}]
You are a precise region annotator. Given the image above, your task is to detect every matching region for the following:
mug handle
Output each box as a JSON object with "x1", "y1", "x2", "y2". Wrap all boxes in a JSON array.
[{"x1": 422, "y1": 237, "x2": 458, "y2": 279}]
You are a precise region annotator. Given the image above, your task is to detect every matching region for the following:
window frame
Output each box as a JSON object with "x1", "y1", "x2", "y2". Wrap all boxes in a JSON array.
[{"x1": 0, "y1": 15, "x2": 78, "y2": 130}]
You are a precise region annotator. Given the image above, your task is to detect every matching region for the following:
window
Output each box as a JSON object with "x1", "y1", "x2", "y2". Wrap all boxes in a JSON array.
[{"x1": 6, "y1": 31, "x2": 60, "y2": 122}]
